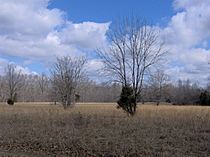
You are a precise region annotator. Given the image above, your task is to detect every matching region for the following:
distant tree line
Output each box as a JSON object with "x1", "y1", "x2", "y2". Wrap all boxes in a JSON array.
[
  {"x1": 0, "y1": 64, "x2": 208, "y2": 107},
  {"x1": 142, "y1": 79, "x2": 203, "y2": 105},
  {"x1": 0, "y1": 64, "x2": 121, "y2": 104}
]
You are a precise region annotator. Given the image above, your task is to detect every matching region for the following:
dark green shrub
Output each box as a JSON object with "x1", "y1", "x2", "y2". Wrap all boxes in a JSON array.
[
  {"x1": 166, "y1": 98, "x2": 171, "y2": 103},
  {"x1": 117, "y1": 86, "x2": 136, "y2": 115},
  {"x1": 75, "y1": 94, "x2": 80, "y2": 102},
  {"x1": 199, "y1": 91, "x2": 210, "y2": 106},
  {"x1": 7, "y1": 99, "x2": 14, "y2": 105}
]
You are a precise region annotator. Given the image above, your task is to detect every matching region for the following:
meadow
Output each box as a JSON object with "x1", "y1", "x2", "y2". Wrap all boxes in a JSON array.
[{"x1": 0, "y1": 103, "x2": 210, "y2": 156}]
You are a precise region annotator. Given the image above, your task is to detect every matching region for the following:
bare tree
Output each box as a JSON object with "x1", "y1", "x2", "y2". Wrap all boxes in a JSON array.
[
  {"x1": 148, "y1": 69, "x2": 169, "y2": 106},
  {"x1": 38, "y1": 73, "x2": 48, "y2": 94},
  {"x1": 97, "y1": 16, "x2": 166, "y2": 115},
  {"x1": 51, "y1": 56, "x2": 86, "y2": 109},
  {"x1": 0, "y1": 76, "x2": 6, "y2": 102},
  {"x1": 48, "y1": 78, "x2": 59, "y2": 105},
  {"x1": 37, "y1": 73, "x2": 49, "y2": 101},
  {"x1": 5, "y1": 64, "x2": 24, "y2": 105},
  {"x1": 19, "y1": 75, "x2": 40, "y2": 102}
]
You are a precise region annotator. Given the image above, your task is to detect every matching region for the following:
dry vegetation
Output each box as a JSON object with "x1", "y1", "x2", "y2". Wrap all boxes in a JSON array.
[{"x1": 0, "y1": 103, "x2": 210, "y2": 156}]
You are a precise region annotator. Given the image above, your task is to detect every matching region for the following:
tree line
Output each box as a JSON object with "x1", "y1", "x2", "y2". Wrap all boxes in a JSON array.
[
  {"x1": 0, "y1": 65, "x2": 121, "y2": 104},
  {"x1": 0, "y1": 63, "x2": 208, "y2": 105}
]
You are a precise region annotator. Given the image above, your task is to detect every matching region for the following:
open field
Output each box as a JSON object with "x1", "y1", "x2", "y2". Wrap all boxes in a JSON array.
[{"x1": 0, "y1": 103, "x2": 210, "y2": 157}]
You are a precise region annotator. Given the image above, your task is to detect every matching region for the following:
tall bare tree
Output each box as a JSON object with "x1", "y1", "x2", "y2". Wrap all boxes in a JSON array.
[
  {"x1": 5, "y1": 64, "x2": 24, "y2": 105},
  {"x1": 97, "y1": 16, "x2": 166, "y2": 114},
  {"x1": 148, "y1": 69, "x2": 169, "y2": 106},
  {"x1": 51, "y1": 56, "x2": 86, "y2": 109}
]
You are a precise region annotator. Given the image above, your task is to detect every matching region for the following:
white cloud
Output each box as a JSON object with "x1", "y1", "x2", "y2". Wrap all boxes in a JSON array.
[
  {"x1": 173, "y1": 0, "x2": 207, "y2": 10},
  {"x1": 0, "y1": 0, "x2": 110, "y2": 63},
  {"x1": 165, "y1": 48, "x2": 210, "y2": 83},
  {"x1": 159, "y1": 0, "x2": 210, "y2": 85},
  {"x1": 57, "y1": 22, "x2": 110, "y2": 49},
  {"x1": 0, "y1": 58, "x2": 8, "y2": 74},
  {"x1": 86, "y1": 59, "x2": 103, "y2": 72},
  {"x1": 0, "y1": 57, "x2": 37, "y2": 75},
  {"x1": 0, "y1": 0, "x2": 64, "y2": 39},
  {"x1": 162, "y1": 2, "x2": 210, "y2": 48},
  {"x1": 15, "y1": 65, "x2": 38, "y2": 75},
  {"x1": 86, "y1": 59, "x2": 106, "y2": 83}
]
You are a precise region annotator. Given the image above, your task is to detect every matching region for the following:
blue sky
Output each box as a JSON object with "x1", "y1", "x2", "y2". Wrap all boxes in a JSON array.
[
  {"x1": 0, "y1": 0, "x2": 210, "y2": 85},
  {"x1": 49, "y1": 0, "x2": 174, "y2": 25}
]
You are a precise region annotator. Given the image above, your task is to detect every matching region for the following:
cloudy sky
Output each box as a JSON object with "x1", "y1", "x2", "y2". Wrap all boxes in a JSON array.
[{"x1": 0, "y1": 0, "x2": 209, "y2": 85}]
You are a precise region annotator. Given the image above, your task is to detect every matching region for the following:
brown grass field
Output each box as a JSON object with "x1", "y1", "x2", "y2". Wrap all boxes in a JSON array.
[{"x1": 0, "y1": 102, "x2": 210, "y2": 157}]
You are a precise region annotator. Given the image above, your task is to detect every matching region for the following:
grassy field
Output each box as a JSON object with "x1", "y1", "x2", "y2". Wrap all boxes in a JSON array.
[{"x1": 0, "y1": 103, "x2": 210, "y2": 157}]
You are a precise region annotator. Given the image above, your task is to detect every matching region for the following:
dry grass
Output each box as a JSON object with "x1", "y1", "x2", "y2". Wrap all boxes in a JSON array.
[{"x1": 0, "y1": 103, "x2": 210, "y2": 156}]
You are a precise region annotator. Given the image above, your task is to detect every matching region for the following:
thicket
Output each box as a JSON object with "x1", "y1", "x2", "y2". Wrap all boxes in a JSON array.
[
  {"x1": 117, "y1": 86, "x2": 136, "y2": 115},
  {"x1": 199, "y1": 91, "x2": 210, "y2": 106}
]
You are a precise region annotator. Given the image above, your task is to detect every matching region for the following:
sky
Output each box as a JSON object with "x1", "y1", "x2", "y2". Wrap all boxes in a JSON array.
[{"x1": 0, "y1": 0, "x2": 210, "y2": 85}]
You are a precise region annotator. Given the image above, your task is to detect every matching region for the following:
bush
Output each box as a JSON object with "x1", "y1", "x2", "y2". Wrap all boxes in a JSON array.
[
  {"x1": 75, "y1": 94, "x2": 80, "y2": 102},
  {"x1": 199, "y1": 91, "x2": 210, "y2": 106},
  {"x1": 117, "y1": 86, "x2": 136, "y2": 115},
  {"x1": 166, "y1": 98, "x2": 171, "y2": 103},
  {"x1": 7, "y1": 99, "x2": 14, "y2": 105}
]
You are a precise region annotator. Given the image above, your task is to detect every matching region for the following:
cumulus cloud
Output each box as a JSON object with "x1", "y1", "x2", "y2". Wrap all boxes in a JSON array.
[
  {"x1": 15, "y1": 65, "x2": 38, "y2": 75},
  {"x1": 85, "y1": 59, "x2": 107, "y2": 83},
  {"x1": 0, "y1": 0, "x2": 110, "y2": 66},
  {"x1": 0, "y1": 58, "x2": 8, "y2": 74},
  {"x1": 0, "y1": 57, "x2": 37, "y2": 75},
  {"x1": 57, "y1": 22, "x2": 110, "y2": 49},
  {"x1": 86, "y1": 59, "x2": 103, "y2": 72},
  {"x1": 0, "y1": 0, "x2": 64, "y2": 39},
  {"x1": 162, "y1": 1, "x2": 210, "y2": 48},
  {"x1": 173, "y1": 0, "x2": 206, "y2": 10},
  {"x1": 159, "y1": 0, "x2": 210, "y2": 85}
]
